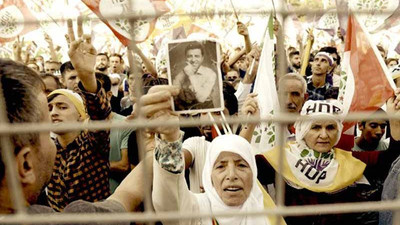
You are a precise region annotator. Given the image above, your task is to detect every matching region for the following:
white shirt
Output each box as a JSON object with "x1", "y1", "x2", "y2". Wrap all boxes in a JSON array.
[
  {"x1": 174, "y1": 65, "x2": 217, "y2": 103},
  {"x1": 182, "y1": 136, "x2": 210, "y2": 193}
]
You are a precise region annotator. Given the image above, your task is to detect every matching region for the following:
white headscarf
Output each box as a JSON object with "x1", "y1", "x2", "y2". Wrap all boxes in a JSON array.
[
  {"x1": 294, "y1": 100, "x2": 344, "y2": 147},
  {"x1": 200, "y1": 134, "x2": 269, "y2": 225}
]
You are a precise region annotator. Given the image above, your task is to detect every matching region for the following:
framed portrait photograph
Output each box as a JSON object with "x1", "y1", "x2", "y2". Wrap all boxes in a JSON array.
[{"x1": 167, "y1": 39, "x2": 224, "y2": 114}]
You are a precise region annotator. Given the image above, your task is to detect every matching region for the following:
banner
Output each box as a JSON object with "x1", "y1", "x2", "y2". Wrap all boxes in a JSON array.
[
  {"x1": 316, "y1": 10, "x2": 339, "y2": 37},
  {"x1": 82, "y1": 0, "x2": 170, "y2": 45},
  {"x1": 151, "y1": 25, "x2": 186, "y2": 56},
  {"x1": 0, "y1": 0, "x2": 39, "y2": 43},
  {"x1": 367, "y1": 0, "x2": 400, "y2": 34},
  {"x1": 250, "y1": 13, "x2": 279, "y2": 154}
]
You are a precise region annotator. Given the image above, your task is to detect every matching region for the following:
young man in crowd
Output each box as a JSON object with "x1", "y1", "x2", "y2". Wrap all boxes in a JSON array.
[
  {"x1": 352, "y1": 111, "x2": 390, "y2": 223},
  {"x1": 44, "y1": 60, "x2": 61, "y2": 74},
  {"x1": 95, "y1": 53, "x2": 109, "y2": 73},
  {"x1": 40, "y1": 73, "x2": 63, "y2": 95},
  {"x1": 287, "y1": 50, "x2": 301, "y2": 73},
  {"x1": 47, "y1": 70, "x2": 111, "y2": 211},
  {"x1": 0, "y1": 58, "x2": 147, "y2": 219},
  {"x1": 109, "y1": 53, "x2": 124, "y2": 75},
  {"x1": 27, "y1": 61, "x2": 40, "y2": 73},
  {"x1": 45, "y1": 20, "x2": 119, "y2": 211},
  {"x1": 319, "y1": 46, "x2": 341, "y2": 87},
  {"x1": 353, "y1": 109, "x2": 389, "y2": 152},
  {"x1": 107, "y1": 53, "x2": 126, "y2": 114},
  {"x1": 225, "y1": 70, "x2": 239, "y2": 84},
  {"x1": 60, "y1": 61, "x2": 80, "y2": 90},
  {"x1": 95, "y1": 73, "x2": 133, "y2": 193},
  {"x1": 307, "y1": 51, "x2": 334, "y2": 100}
]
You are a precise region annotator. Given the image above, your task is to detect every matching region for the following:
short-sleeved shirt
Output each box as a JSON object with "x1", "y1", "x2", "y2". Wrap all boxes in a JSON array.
[
  {"x1": 109, "y1": 113, "x2": 134, "y2": 192},
  {"x1": 182, "y1": 136, "x2": 210, "y2": 193}
]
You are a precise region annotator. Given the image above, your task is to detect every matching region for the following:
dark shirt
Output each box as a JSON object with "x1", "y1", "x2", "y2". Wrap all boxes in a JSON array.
[
  {"x1": 28, "y1": 200, "x2": 127, "y2": 225},
  {"x1": 256, "y1": 138, "x2": 400, "y2": 225},
  {"x1": 47, "y1": 81, "x2": 112, "y2": 211},
  {"x1": 111, "y1": 90, "x2": 124, "y2": 114},
  {"x1": 307, "y1": 77, "x2": 333, "y2": 100}
]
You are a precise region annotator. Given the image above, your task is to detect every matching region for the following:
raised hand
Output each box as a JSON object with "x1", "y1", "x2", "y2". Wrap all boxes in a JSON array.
[
  {"x1": 44, "y1": 32, "x2": 58, "y2": 61},
  {"x1": 306, "y1": 28, "x2": 314, "y2": 42},
  {"x1": 183, "y1": 63, "x2": 197, "y2": 76},
  {"x1": 67, "y1": 17, "x2": 96, "y2": 76},
  {"x1": 139, "y1": 85, "x2": 181, "y2": 142},
  {"x1": 242, "y1": 46, "x2": 260, "y2": 84},
  {"x1": 239, "y1": 93, "x2": 259, "y2": 142},
  {"x1": 241, "y1": 93, "x2": 259, "y2": 117},
  {"x1": 337, "y1": 27, "x2": 344, "y2": 41},
  {"x1": 44, "y1": 33, "x2": 53, "y2": 46},
  {"x1": 237, "y1": 21, "x2": 249, "y2": 36},
  {"x1": 67, "y1": 16, "x2": 97, "y2": 92},
  {"x1": 221, "y1": 51, "x2": 230, "y2": 74},
  {"x1": 273, "y1": 16, "x2": 281, "y2": 36},
  {"x1": 12, "y1": 36, "x2": 23, "y2": 62}
]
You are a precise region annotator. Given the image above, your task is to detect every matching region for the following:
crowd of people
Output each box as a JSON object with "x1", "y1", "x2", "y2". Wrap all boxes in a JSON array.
[{"x1": 1, "y1": 14, "x2": 400, "y2": 225}]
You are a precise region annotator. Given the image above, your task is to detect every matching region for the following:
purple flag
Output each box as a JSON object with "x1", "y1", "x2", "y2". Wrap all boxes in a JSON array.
[
  {"x1": 395, "y1": 41, "x2": 400, "y2": 55},
  {"x1": 172, "y1": 26, "x2": 187, "y2": 40},
  {"x1": 316, "y1": 28, "x2": 336, "y2": 37}
]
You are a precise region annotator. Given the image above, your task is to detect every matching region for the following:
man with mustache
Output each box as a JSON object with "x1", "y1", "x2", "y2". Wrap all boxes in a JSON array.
[
  {"x1": 288, "y1": 50, "x2": 301, "y2": 73},
  {"x1": 95, "y1": 53, "x2": 109, "y2": 72},
  {"x1": 240, "y1": 73, "x2": 308, "y2": 143}
]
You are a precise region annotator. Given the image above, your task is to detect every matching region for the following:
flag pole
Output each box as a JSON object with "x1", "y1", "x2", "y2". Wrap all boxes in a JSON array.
[
  {"x1": 220, "y1": 112, "x2": 233, "y2": 134},
  {"x1": 229, "y1": 0, "x2": 240, "y2": 21},
  {"x1": 30, "y1": 0, "x2": 62, "y2": 27},
  {"x1": 300, "y1": 14, "x2": 317, "y2": 76},
  {"x1": 271, "y1": 0, "x2": 276, "y2": 17},
  {"x1": 300, "y1": 27, "x2": 314, "y2": 76},
  {"x1": 208, "y1": 113, "x2": 222, "y2": 136}
]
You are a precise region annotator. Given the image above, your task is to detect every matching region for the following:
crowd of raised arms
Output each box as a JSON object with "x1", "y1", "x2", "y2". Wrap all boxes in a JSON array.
[{"x1": 3, "y1": 13, "x2": 400, "y2": 225}]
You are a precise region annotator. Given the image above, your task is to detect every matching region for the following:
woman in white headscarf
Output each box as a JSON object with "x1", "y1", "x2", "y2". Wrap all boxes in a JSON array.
[
  {"x1": 247, "y1": 99, "x2": 400, "y2": 225},
  {"x1": 152, "y1": 133, "x2": 284, "y2": 225}
]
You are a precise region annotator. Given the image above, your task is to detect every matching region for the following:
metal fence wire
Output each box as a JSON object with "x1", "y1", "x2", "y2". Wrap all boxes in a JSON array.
[{"x1": 1, "y1": 1, "x2": 400, "y2": 224}]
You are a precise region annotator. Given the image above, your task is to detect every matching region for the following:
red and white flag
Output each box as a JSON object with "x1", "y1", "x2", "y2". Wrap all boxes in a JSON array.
[
  {"x1": 0, "y1": 0, "x2": 39, "y2": 43},
  {"x1": 336, "y1": 14, "x2": 395, "y2": 150},
  {"x1": 82, "y1": 0, "x2": 170, "y2": 45}
]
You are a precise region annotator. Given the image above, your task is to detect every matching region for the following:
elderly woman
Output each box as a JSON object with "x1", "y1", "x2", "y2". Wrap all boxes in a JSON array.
[
  {"x1": 250, "y1": 99, "x2": 400, "y2": 225},
  {"x1": 141, "y1": 86, "x2": 284, "y2": 225},
  {"x1": 153, "y1": 134, "x2": 283, "y2": 225}
]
